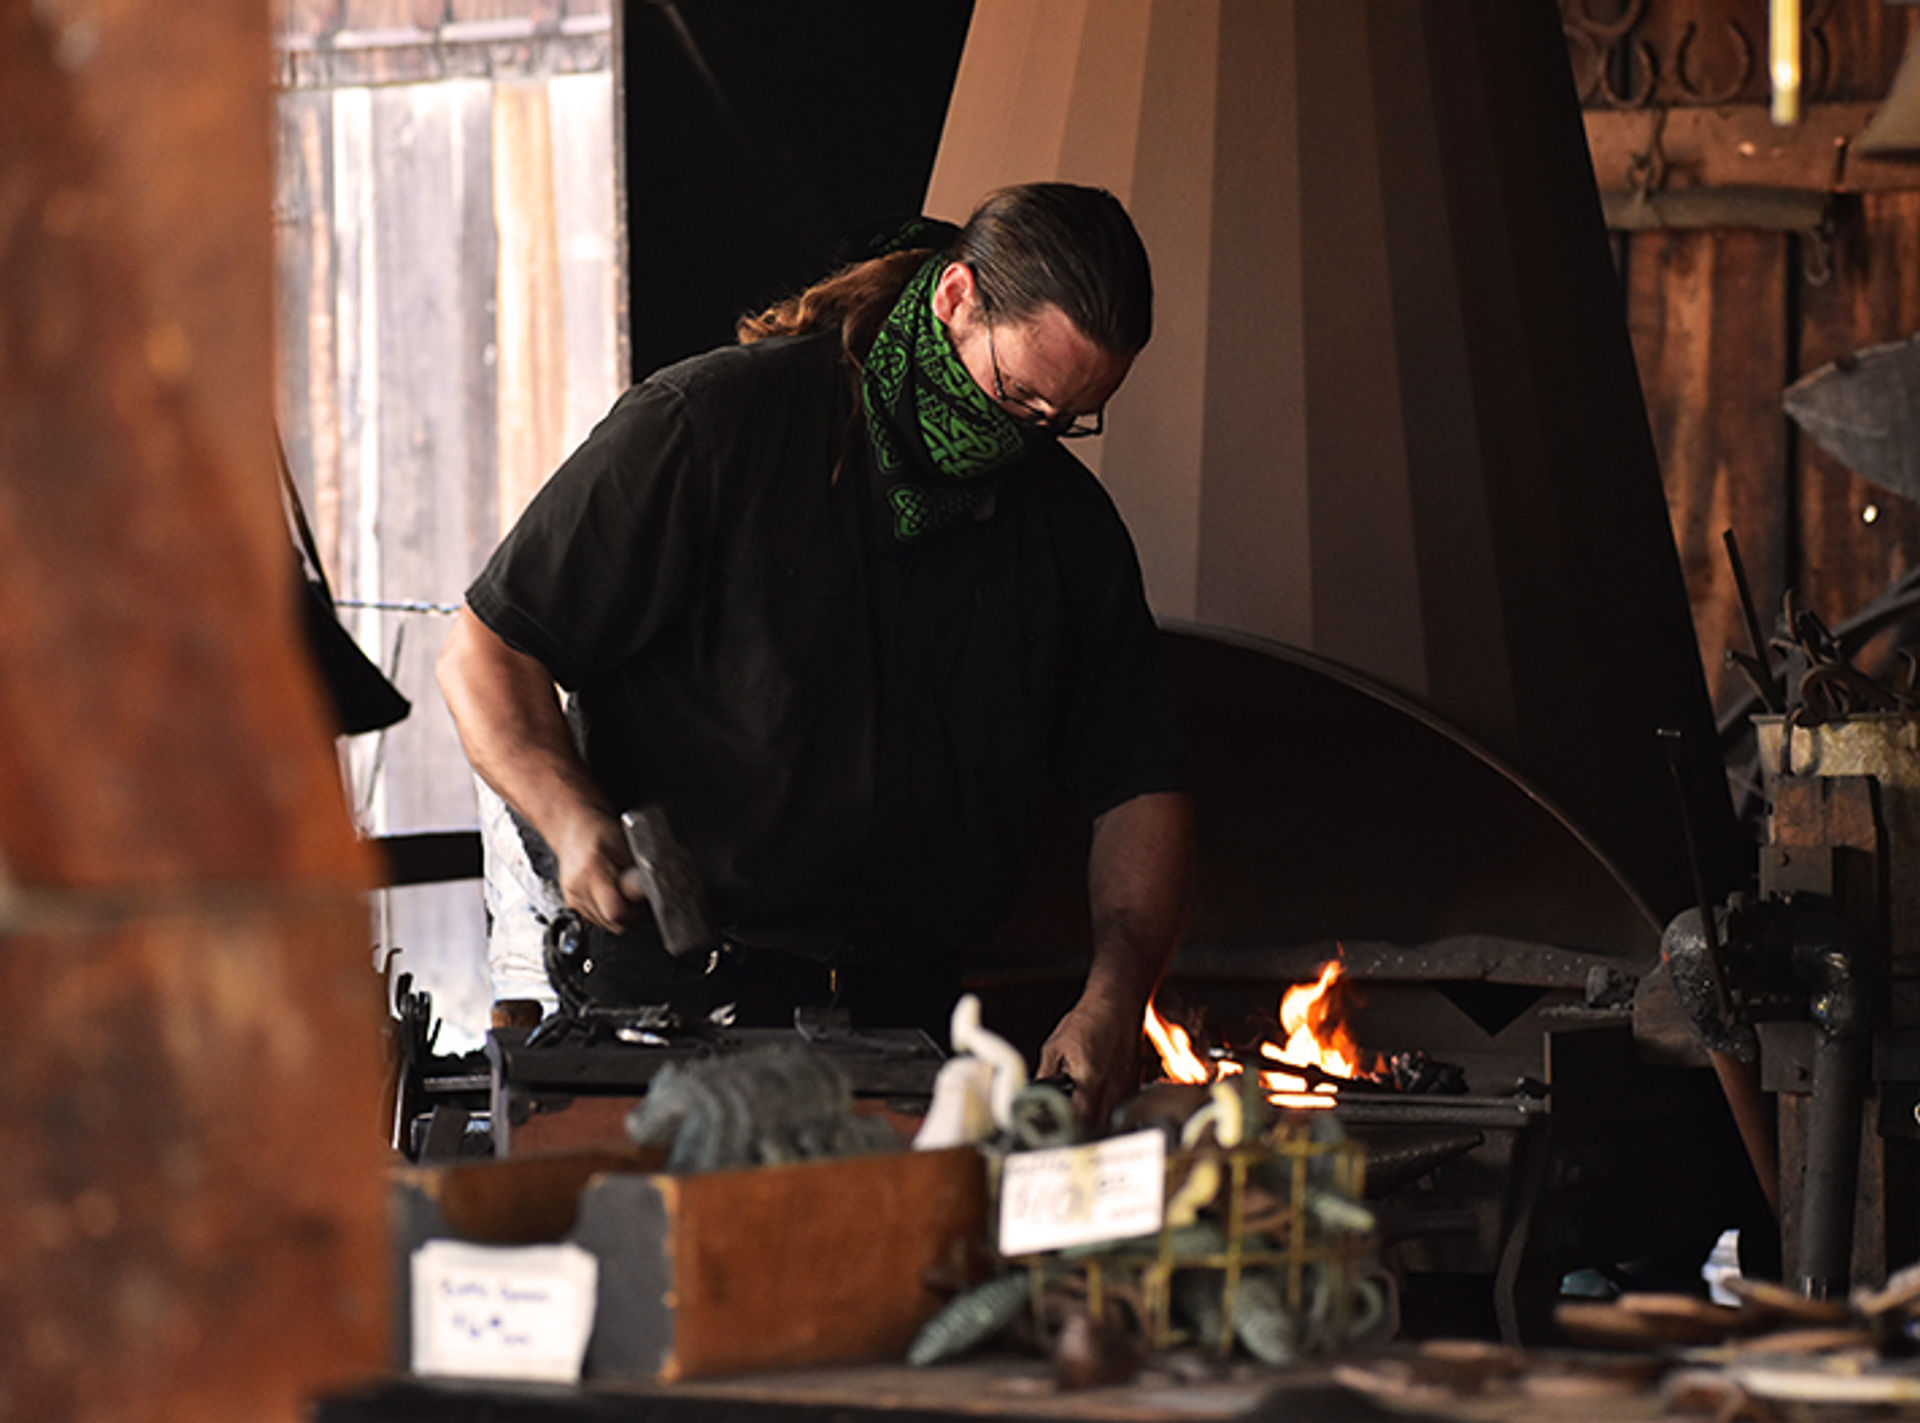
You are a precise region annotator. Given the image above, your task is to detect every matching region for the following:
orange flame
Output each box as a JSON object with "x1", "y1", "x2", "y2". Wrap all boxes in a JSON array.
[
  {"x1": 1136, "y1": 956, "x2": 1367, "y2": 1113},
  {"x1": 1142, "y1": 1001, "x2": 1211, "y2": 1084},
  {"x1": 1261, "y1": 959, "x2": 1369, "y2": 1109},
  {"x1": 1142, "y1": 957, "x2": 1371, "y2": 1111}
]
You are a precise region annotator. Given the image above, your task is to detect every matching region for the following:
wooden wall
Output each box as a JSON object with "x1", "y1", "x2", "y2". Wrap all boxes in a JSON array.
[
  {"x1": 1577, "y1": 0, "x2": 1920, "y2": 736},
  {"x1": 274, "y1": 0, "x2": 621, "y2": 1041}
]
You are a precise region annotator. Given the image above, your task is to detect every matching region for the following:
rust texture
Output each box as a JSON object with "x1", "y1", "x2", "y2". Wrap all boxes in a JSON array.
[
  {"x1": 0, "y1": 900, "x2": 390, "y2": 1423},
  {"x1": 0, "y1": 0, "x2": 390, "y2": 1419},
  {"x1": 0, "y1": 0, "x2": 369, "y2": 890}
]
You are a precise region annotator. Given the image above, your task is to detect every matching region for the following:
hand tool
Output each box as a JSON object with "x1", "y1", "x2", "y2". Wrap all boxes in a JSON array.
[{"x1": 621, "y1": 804, "x2": 717, "y2": 959}]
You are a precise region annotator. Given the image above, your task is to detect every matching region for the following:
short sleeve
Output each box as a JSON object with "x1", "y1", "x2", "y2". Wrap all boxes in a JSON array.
[{"x1": 466, "y1": 379, "x2": 710, "y2": 689}]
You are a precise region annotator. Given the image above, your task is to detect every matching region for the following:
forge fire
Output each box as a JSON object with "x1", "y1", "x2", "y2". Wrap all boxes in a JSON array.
[{"x1": 1144, "y1": 958, "x2": 1466, "y2": 1107}]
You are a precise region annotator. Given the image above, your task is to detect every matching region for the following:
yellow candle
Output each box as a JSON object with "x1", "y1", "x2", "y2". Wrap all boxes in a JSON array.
[{"x1": 1772, "y1": 0, "x2": 1802, "y2": 126}]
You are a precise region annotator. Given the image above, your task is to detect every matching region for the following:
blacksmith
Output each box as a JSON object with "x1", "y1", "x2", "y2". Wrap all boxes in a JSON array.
[{"x1": 437, "y1": 182, "x2": 1192, "y2": 1127}]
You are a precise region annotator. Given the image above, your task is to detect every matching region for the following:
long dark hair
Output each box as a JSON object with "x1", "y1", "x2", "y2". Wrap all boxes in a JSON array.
[
  {"x1": 737, "y1": 182, "x2": 1153, "y2": 360},
  {"x1": 956, "y1": 183, "x2": 1153, "y2": 355},
  {"x1": 735, "y1": 248, "x2": 930, "y2": 360}
]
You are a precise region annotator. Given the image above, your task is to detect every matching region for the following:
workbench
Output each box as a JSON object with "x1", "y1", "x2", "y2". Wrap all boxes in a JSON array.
[{"x1": 313, "y1": 1353, "x2": 1683, "y2": 1423}]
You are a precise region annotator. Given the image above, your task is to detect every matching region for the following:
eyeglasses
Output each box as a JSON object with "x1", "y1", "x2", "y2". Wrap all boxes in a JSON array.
[{"x1": 985, "y1": 323, "x2": 1104, "y2": 439}]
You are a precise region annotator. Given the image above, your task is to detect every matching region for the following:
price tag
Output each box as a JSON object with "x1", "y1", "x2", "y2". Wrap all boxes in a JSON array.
[
  {"x1": 998, "y1": 1129, "x2": 1165, "y2": 1256},
  {"x1": 411, "y1": 1240, "x2": 599, "y2": 1383}
]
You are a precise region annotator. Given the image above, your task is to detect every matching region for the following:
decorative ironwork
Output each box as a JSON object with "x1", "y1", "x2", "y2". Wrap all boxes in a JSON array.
[
  {"x1": 1565, "y1": 0, "x2": 1657, "y2": 106},
  {"x1": 1563, "y1": 0, "x2": 1851, "y2": 111},
  {"x1": 1674, "y1": 20, "x2": 1754, "y2": 104}
]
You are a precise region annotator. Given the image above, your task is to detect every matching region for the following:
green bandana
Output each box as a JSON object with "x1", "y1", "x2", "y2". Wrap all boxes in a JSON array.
[{"x1": 861, "y1": 255, "x2": 1039, "y2": 543}]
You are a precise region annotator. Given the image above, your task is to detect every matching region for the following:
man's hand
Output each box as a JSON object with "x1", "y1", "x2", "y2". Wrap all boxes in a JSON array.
[
  {"x1": 1037, "y1": 988, "x2": 1145, "y2": 1135},
  {"x1": 550, "y1": 804, "x2": 649, "y2": 934},
  {"x1": 438, "y1": 607, "x2": 649, "y2": 935},
  {"x1": 1044, "y1": 790, "x2": 1195, "y2": 1134}
]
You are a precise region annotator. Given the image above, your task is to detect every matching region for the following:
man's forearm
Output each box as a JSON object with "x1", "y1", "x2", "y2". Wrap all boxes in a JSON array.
[
  {"x1": 1038, "y1": 790, "x2": 1195, "y2": 1128},
  {"x1": 436, "y1": 607, "x2": 607, "y2": 838},
  {"x1": 1083, "y1": 790, "x2": 1195, "y2": 1015},
  {"x1": 436, "y1": 607, "x2": 640, "y2": 929}
]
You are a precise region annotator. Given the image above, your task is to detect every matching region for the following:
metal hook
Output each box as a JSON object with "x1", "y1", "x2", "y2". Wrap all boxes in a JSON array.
[
  {"x1": 1601, "y1": 38, "x2": 1661, "y2": 109},
  {"x1": 1625, "y1": 106, "x2": 1672, "y2": 196}
]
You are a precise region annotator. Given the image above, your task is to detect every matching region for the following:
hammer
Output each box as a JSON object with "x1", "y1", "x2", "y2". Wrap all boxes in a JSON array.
[{"x1": 618, "y1": 804, "x2": 717, "y2": 960}]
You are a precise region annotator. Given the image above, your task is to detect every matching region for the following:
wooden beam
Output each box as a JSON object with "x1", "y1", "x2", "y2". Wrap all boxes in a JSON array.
[{"x1": 1587, "y1": 101, "x2": 1920, "y2": 197}]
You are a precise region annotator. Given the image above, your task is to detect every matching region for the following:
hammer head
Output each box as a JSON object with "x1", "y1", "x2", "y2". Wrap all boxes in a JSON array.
[{"x1": 620, "y1": 805, "x2": 716, "y2": 959}]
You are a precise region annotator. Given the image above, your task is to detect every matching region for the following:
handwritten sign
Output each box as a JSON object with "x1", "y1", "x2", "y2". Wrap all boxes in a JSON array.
[
  {"x1": 411, "y1": 1240, "x2": 598, "y2": 1382},
  {"x1": 998, "y1": 1129, "x2": 1165, "y2": 1256}
]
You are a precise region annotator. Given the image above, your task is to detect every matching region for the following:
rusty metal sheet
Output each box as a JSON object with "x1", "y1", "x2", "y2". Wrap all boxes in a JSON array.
[
  {"x1": 0, "y1": 0, "x2": 370, "y2": 892},
  {"x1": 0, "y1": 896, "x2": 389, "y2": 1423},
  {"x1": 1785, "y1": 333, "x2": 1920, "y2": 505},
  {"x1": 0, "y1": 4, "x2": 390, "y2": 1420}
]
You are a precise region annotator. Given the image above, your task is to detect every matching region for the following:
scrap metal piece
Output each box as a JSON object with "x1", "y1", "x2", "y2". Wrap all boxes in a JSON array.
[
  {"x1": 1723, "y1": 528, "x2": 1783, "y2": 713},
  {"x1": 1360, "y1": 1129, "x2": 1487, "y2": 1199},
  {"x1": 622, "y1": 1041, "x2": 895, "y2": 1173},
  {"x1": 1660, "y1": 905, "x2": 1758, "y2": 1059},
  {"x1": 1783, "y1": 332, "x2": 1920, "y2": 504}
]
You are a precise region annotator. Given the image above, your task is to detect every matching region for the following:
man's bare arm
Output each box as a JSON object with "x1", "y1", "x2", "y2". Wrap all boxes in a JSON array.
[
  {"x1": 1037, "y1": 789, "x2": 1195, "y2": 1130},
  {"x1": 435, "y1": 607, "x2": 641, "y2": 931}
]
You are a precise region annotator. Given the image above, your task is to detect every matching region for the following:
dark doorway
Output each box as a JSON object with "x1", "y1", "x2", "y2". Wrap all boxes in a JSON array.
[{"x1": 621, "y1": 0, "x2": 974, "y2": 377}]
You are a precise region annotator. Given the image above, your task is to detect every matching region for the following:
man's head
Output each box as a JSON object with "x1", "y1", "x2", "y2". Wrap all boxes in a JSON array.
[{"x1": 930, "y1": 183, "x2": 1153, "y2": 439}]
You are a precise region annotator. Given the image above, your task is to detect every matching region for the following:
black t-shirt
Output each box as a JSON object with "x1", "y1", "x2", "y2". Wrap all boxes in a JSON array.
[{"x1": 467, "y1": 331, "x2": 1184, "y2": 968}]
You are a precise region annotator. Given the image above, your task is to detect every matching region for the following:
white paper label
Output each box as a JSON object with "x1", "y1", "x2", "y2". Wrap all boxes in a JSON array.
[
  {"x1": 411, "y1": 1239, "x2": 599, "y2": 1383},
  {"x1": 998, "y1": 1129, "x2": 1165, "y2": 1256}
]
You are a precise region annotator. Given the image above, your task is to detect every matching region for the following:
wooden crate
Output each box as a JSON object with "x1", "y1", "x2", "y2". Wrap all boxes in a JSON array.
[{"x1": 392, "y1": 1146, "x2": 988, "y2": 1382}]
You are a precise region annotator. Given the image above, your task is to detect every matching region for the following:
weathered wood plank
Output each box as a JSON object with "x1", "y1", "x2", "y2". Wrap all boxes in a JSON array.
[
  {"x1": 342, "y1": 0, "x2": 445, "y2": 33},
  {"x1": 550, "y1": 69, "x2": 623, "y2": 449},
  {"x1": 275, "y1": 89, "x2": 322, "y2": 539},
  {"x1": 330, "y1": 85, "x2": 378, "y2": 631},
  {"x1": 1625, "y1": 228, "x2": 1792, "y2": 715},
  {"x1": 1805, "y1": 0, "x2": 1920, "y2": 102},
  {"x1": 366, "y1": 81, "x2": 485, "y2": 794},
  {"x1": 493, "y1": 79, "x2": 568, "y2": 533},
  {"x1": 457, "y1": 79, "x2": 503, "y2": 568},
  {"x1": 277, "y1": 88, "x2": 346, "y2": 578},
  {"x1": 449, "y1": 0, "x2": 559, "y2": 23},
  {"x1": 275, "y1": 43, "x2": 615, "y2": 1042},
  {"x1": 1585, "y1": 103, "x2": 1920, "y2": 197},
  {"x1": 359, "y1": 82, "x2": 497, "y2": 1036},
  {"x1": 278, "y1": 25, "x2": 611, "y2": 91},
  {"x1": 281, "y1": 0, "x2": 605, "y2": 50},
  {"x1": 276, "y1": 0, "x2": 344, "y2": 47}
]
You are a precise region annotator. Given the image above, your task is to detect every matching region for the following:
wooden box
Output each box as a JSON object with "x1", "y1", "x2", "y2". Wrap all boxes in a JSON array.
[{"x1": 392, "y1": 1146, "x2": 988, "y2": 1382}]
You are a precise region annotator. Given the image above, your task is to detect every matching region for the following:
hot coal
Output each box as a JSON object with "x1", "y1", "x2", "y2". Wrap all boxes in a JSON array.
[{"x1": 1368, "y1": 1050, "x2": 1469, "y2": 1096}]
